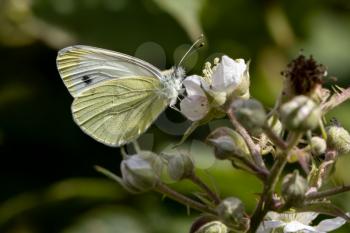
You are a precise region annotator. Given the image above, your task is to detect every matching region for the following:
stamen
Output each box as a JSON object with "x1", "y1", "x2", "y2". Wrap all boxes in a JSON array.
[
  {"x1": 205, "y1": 61, "x2": 211, "y2": 68},
  {"x1": 214, "y1": 57, "x2": 220, "y2": 65}
]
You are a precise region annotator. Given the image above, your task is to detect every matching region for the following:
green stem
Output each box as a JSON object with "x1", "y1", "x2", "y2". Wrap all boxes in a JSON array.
[
  {"x1": 155, "y1": 183, "x2": 216, "y2": 215},
  {"x1": 306, "y1": 184, "x2": 350, "y2": 200},
  {"x1": 227, "y1": 108, "x2": 267, "y2": 170},
  {"x1": 248, "y1": 132, "x2": 302, "y2": 233},
  {"x1": 228, "y1": 155, "x2": 269, "y2": 181},
  {"x1": 262, "y1": 126, "x2": 288, "y2": 150},
  {"x1": 322, "y1": 87, "x2": 350, "y2": 113},
  {"x1": 95, "y1": 166, "x2": 215, "y2": 214},
  {"x1": 189, "y1": 173, "x2": 221, "y2": 205}
]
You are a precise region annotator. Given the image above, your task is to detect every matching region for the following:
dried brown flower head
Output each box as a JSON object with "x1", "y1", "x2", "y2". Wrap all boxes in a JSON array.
[{"x1": 282, "y1": 55, "x2": 327, "y2": 96}]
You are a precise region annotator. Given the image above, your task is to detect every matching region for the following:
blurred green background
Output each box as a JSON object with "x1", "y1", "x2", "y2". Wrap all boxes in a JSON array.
[{"x1": 1, "y1": 0, "x2": 350, "y2": 232}]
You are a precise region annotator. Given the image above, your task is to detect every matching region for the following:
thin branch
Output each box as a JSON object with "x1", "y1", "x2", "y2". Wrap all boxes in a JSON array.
[
  {"x1": 228, "y1": 153, "x2": 269, "y2": 181},
  {"x1": 155, "y1": 182, "x2": 216, "y2": 215},
  {"x1": 306, "y1": 185, "x2": 350, "y2": 200},
  {"x1": 262, "y1": 126, "x2": 288, "y2": 150},
  {"x1": 95, "y1": 166, "x2": 216, "y2": 214},
  {"x1": 322, "y1": 87, "x2": 350, "y2": 113},
  {"x1": 248, "y1": 132, "x2": 302, "y2": 233},
  {"x1": 189, "y1": 173, "x2": 221, "y2": 205},
  {"x1": 227, "y1": 108, "x2": 267, "y2": 170}
]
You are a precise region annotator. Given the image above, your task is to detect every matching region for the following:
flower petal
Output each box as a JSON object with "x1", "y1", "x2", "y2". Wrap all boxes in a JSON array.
[
  {"x1": 315, "y1": 216, "x2": 347, "y2": 232},
  {"x1": 294, "y1": 212, "x2": 319, "y2": 225},
  {"x1": 257, "y1": 220, "x2": 285, "y2": 233},
  {"x1": 183, "y1": 75, "x2": 205, "y2": 97},
  {"x1": 180, "y1": 95, "x2": 209, "y2": 121},
  {"x1": 283, "y1": 221, "x2": 317, "y2": 233},
  {"x1": 211, "y1": 56, "x2": 247, "y2": 92}
]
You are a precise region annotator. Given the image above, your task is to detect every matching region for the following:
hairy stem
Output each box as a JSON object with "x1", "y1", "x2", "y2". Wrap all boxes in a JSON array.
[
  {"x1": 95, "y1": 166, "x2": 216, "y2": 214},
  {"x1": 306, "y1": 185, "x2": 350, "y2": 200},
  {"x1": 322, "y1": 87, "x2": 350, "y2": 113},
  {"x1": 262, "y1": 126, "x2": 288, "y2": 150},
  {"x1": 227, "y1": 108, "x2": 267, "y2": 170},
  {"x1": 189, "y1": 173, "x2": 221, "y2": 205},
  {"x1": 228, "y1": 154, "x2": 269, "y2": 181},
  {"x1": 155, "y1": 183, "x2": 216, "y2": 214},
  {"x1": 248, "y1": 132, "x2": 302, "y2": 233}
]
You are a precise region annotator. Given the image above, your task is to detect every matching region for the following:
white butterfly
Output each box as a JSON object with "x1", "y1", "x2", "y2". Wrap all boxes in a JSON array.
[{"x1": 56, "y1": 45, "x2": 185, "y2": 147}]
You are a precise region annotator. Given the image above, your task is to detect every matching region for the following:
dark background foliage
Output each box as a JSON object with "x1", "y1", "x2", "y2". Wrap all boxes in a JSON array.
[{"x1": 1, "y1": 0, "x2": 350, "y2": 232}]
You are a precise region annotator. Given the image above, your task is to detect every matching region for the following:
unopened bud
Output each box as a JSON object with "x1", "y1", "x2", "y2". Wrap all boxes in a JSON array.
[
  {"x1": 310, "y1": 136, "x2": 327, "y2": 156},
  {"x1": 190, "y1": 215, "x2": 217, "y2": 233},
  {"x1": 280, "y1": 95, "x2": 321, "y2": 131},
  {"x1": 121, "y1": 151, "x2": 163, "y2": 193},
  {"x1": 193, "y1": 221, "x2": 228, "y2": 233},
  {"x1": 267, "y1": 115, "x2": 283, "y2": 136},
  {"x1": 230, "y1": 99, "x2": 266, "y2": 136},
  {"x1": 327, "y1": 125, "x2": 350, "y2": 155},
  {"x1": 281, "y1": 170, "x2": 308, "y2": 207},
  {"x1": 207, "y1": 127, "x2": 249, "y2": 160},
  {"x1": 216, "y1": 197, "x2": 249, "y2": 231},
  {"x1": 166, "y1": 153, "x2": 194, "y2": 181}
]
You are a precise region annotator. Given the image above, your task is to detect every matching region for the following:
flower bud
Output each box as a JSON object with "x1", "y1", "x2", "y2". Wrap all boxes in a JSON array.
[
  {"x1": 206, "y1": 127, "x2": 249, "y2": 160},
  {"x1": 166, "y1": 152, "x2": 194, "y2": 181},
  {"x1": 190, "y1": 215, "x2": 217, "y2": 233},
  {"x1": 230, "y1": 99, "x2": 266, "y2": 136},
  {"x1": 327, "y1": 125, "x2": 350, "y2": 154},
  {"x1": 267, "y1": 115, "x2": 283, "y2": 136},
  {"x1": 216, "y1": 197, "x2": 249, "y2": 231},
  {"x1": 193, "y1": 221, "x2": 228, "y2": 233},
  {"x1": 280, "y1": 95, "x2": 321, "y2": 131},
  {"x1": 121, "y1": 151, "x2": 163, "y2": 193},
  {"x1": 310, "y1": 136, "x2": 327, "y2": 156},
  {"x1": 281, "y1": 170, "x2": 308, "y2": 207}
]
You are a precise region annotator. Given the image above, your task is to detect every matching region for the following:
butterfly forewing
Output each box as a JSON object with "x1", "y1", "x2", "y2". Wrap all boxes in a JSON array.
[
  {"x1": 57, "y1": 45, "x2": 163, "y2": 97},
  {"x1": 71, "y1": 76, "x2": 168, "y2": 146}
]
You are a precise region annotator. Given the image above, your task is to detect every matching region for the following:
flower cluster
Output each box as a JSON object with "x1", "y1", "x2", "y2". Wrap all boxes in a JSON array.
[
  {"x1": 97, "y1": 54, "x2": 350, "y2": 233},
  {"x1": 180, "y1": 56, "x2": 250, "y2": 121}
]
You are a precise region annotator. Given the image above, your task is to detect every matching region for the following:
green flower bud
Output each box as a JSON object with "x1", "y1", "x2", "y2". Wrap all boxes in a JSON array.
[
  {"x1": 310, "y1": 136, "x2": 327, "y2": 156},
  {"x1": 121, "y1": 151, "x2": 163, "y2": 193},
  {"x1": 166, "y1": 153, "x2": 194, "y2": 181},
  {"x1": 230, "y1": 99, "x2": 266, "y2": 136},
  {"x1": 280, "y1": 95, "x2": 321, "y2": 131},
  {"x1": 190, "y1": 215, "x2": 217, "y2": 233},
  {"x1": 206, "y1": 127, "x2": 249, "y2": 160},
  {"x1": 267, "y1": 115, "x2": 283, "y2": 136},
  {"x1": 193, "y1": 221, "x2": 228, "y2": 233},
  {"x1": 281, "y1": 170, "x2": 308, "y2": 207},
  {"x1": 216, "y1": 197, "x2": 249, "y2": 231},
  {"x1": 327, "y1": 125, "x2": 350, "y2": 154}
]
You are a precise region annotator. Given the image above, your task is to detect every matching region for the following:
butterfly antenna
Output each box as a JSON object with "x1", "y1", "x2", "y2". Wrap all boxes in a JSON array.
[{"x1": 178, "y1": 34, "x2": 205, "y2": 67}]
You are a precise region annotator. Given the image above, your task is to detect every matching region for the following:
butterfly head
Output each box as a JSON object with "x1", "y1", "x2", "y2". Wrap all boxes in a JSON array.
[{"x1": 161, "y1": 66, "x2": 185, "y2": 106}]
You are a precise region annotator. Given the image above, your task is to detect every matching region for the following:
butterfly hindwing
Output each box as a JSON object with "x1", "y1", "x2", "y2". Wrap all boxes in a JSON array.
[
  {"x1": 57, "y1": 45, "x2": 163, "y2": 97},
  {"x1": 71, "y1": 76, "x2": 168, "y2": 146}
]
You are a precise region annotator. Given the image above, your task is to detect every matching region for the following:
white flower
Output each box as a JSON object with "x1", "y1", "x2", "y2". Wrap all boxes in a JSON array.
[
  {"x1": 180, "y1": 75, "x2": 209, "y2": 121},
  {"x1": 257, "y1": 211, "x2": 347, "y2": 233},
  {"x1": 211, "y1": 56, "x2": 247, "y2": 93},
  {"x1": 180, "y1": 56, "x2": 249, "y2": 121}
]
